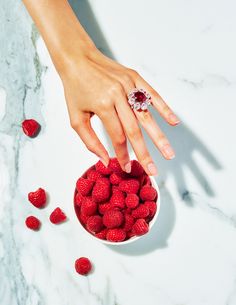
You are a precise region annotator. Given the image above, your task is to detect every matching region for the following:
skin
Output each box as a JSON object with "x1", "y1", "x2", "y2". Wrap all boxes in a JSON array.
[{"x1": 22, "y1": 0, "x2": 180, "y2": 175}]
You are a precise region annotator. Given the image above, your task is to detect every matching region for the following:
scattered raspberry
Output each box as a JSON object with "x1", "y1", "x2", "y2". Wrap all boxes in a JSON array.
[
  {"x1": 76, "y1": 177, "x2": 94, "y2": 196},
  {"x1": 25, "y1": 216, "x2": 41, "y2": 230},
  {"x1": 108, "y1": 158, "x2": 123, "y2": 174},
  {"x1": 122, "y1": 214, "x2": 135, "y2": 232},
  {"x1": 110, "y1": 191, "x2": 125, "y2": 209},
  {"x1": 130, "y1": 160, "x2": 144, "y2": 177},
  {"x1": 74, "y1": 192, "x2": 84, "y2": 207},
  {"x1": 103, "y1": 210, "x2": 124, "y2": 228},
  {"x1": 87, "y1": 169, "x2": 102, "y2": 182},
  {"x1": 22, "y1": 119, "x2": 40, "y2": 137},
  {"x1": 95, "y1": 160, "x2": 112, "y2": 175},
  {"x1": 140, "y1": 186, "x2": 157, "y2": 201},
  {"x1": 49, "y1": 207, "x2": 67, "y2": 224},
  {"x1": 95, "y1": 228, "x2": 108, "y2": 240},
  {"x1": 106, "y1": 228, "x2": 126, "y2": 242},
  {"x1": 98, "y1": 202, "x2": 113, "y2": 215},
  {"x1": 125, "y1": 193, "x2": 139, "y2": 209},
  {"x1": 119, "y1": 179, "x2": 140, "y2": 194},
  {"x1": 92, "y1": 177, "x2": 110, "y2": 202},
  {"x1": 144, "y1": 201, "x2": 157, "y2": 218},
  {"x1": 86, "y1": 215, "x2": 103, "y2": 233},
  {"x1": 28, "y1": 188, "x2": 47, "y2": 208},
  {"x1": 81, "y1": 197, "x2": 97, "y2": 216},
  {"x1": 132, "y1": 205, "x2": 149, "y2": 218},
  {"x1": 75, "y1": 257, "x2": 92, "y2": 275},
  {"x1": 110, "y1": 172, "x2": 123, "y2": 185},
  {"x1": 132, "y1": 219, "x2": 149, "y2": 236}
]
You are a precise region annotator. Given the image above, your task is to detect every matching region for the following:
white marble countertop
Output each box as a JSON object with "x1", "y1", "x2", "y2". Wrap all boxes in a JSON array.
[{"x1": 1, "y1": 0, "x2": 236, "y2": 304}]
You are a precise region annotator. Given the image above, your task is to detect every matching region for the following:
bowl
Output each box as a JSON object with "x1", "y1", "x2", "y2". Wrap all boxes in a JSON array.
[{"x1": 74, "y1": 166, "x2": 161, "y2": 246}]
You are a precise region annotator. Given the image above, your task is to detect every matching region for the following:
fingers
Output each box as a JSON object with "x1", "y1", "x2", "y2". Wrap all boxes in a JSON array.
[
  {"x1": 98, "y1": 108, "x2": 131, "y2": 173},
  {"x1": 115, "y1": 95, "x2": 158, "y2": 176},
  {"x1": 135, "y1": 76, "x2": 180, "y2": 126},
  {"x1": 134, "y1": 110, "x2": 175, "y2": 160},
  {"x1": 70, "y1": 112, "x2": 109, "y2": 166}
]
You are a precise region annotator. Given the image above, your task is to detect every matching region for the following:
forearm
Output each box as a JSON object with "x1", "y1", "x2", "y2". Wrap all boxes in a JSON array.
[{"x1": 22, "y1": 0, "x2": 95, "y2": 72}]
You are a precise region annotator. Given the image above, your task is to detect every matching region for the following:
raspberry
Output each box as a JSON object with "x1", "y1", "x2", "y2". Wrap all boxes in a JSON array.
[
  {"x1": 126, "y1": 230, "x2": 136, "y2": 239},
  {"x1": 87, "y1": 169, "x2": 102, "y2": 182},
  {"x1": 142, "y1": 175, "x2": 151, "y2": 186},
  {"x1": 110, "y1": 191, "x2": 125, "y2": 209},
  {"x1": 49, "y1": 207, "x2": 67, "y2": 224},
  {"x1": 95, "y1": 160, "x2": 112, "y2": 175},
  {"x1": 22, "y1": 119, "x2": 40, "y2": 137},
  {"x1": 92, "y1": 177, "x2": 111, "y2": 202},
  {"x1": 74, "y1": 192, "x2": 84, "y2": 207},
  {"x1": 81, "y1": 197, "x2": 97, "y2": 216},
  {"x1": 144, "y1": 201, "x2": 157, "y2": 218},
  {"x1": 108, "y1": 158, "x2": 123, "y2": 174},
  {"x1": 79, "y1": 212, "x2": 90, "y2": 225},
  {"x1": 75, "y1": 257, "x2": 92, "y2": 275},
  {"x1": 25, "y1": 216, "x2": 41, "y2": 230},
  {"x1": 140, "y1": 186, "x2": 157, "y2": 201},
  {"x1": 122, "y1": 214, "x2": 135, "y2": 232},
  {"x1": 132, "y1": 219, "x2": 149, "y2": 236},
  {"x1": 28, "y1": 188, "x2": 47, "y2": 208},
  {"x1": 125, "y1": 193, "x2": 139, "y2": 209},
  {"x1": 132, "y1": 205, "x2": 149, "y2": 218},
  {"x1": 110, "y1": 172, "x2": 123, "y2": 185},
  {"x1": 130, "y1": 160, "x2": 144, "y2": 177},
  {"x1": 98, "y1": 202, "x2": 113, "y2": 215},
  {"x1": 76, "y1": 177, "x2": 94, "y2": 196},
  {"x1": 112, "y1": 185, "x2": 121, "y2": 194},
  {"x1": 95, "y1": 228, "x2": 108, "y2": 240},
  {"x1": 106, "y1": 228, "x2": 126, "y2": 242},
  {"x1": 86, "y1": 215, "x2": 103, "y2": 233},
  {"x1": 103, "y1": 210, "x2": 124, "y2": 228},
  {"x1": 119, "y1": 179, "x2": 140, "y2": 194}
]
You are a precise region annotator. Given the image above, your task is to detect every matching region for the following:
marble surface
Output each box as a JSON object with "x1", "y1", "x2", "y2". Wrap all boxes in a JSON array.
[{"x1": 1, "y1": 0, "x2": 236, "y2": 304}]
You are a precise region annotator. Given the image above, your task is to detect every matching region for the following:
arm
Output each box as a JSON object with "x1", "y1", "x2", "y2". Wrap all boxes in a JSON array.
[{"x1": 23, "y1": 0, "x2": 179, "y2": 175}]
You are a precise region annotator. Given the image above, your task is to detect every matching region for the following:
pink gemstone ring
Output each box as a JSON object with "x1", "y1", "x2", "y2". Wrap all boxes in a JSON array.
[{"x1": 128, "y1": 88, "x2": 151, "y2": 111}]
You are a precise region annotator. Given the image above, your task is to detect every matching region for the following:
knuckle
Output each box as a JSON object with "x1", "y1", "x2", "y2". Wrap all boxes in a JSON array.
[
  {"x1": 122, "y1": 73, "x2": 133, "y2": 84},
  {"x1": 128, "y1": 68, "x2": 139, "y2": 78},
  {"x1": 109, "y1": 81, "x2": 123, "y2": 95},
  {"x1": 85, "y1": 142, "x2": 95, "y2": 153},
  {"x1": 127, "y1": 125, "x2": 141, "y2": 140},
  {"x1": 114, "y1": 134, "x2": 127, "y2": 147},
  {"x1": 70, "y1": 119, "x2": 80, "y2": 131}
]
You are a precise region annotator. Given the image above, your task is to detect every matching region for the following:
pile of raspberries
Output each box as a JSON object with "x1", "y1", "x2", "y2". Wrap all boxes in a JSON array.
[{"x1": 74, "y1": 158, "x2": 158, "y2": 242}]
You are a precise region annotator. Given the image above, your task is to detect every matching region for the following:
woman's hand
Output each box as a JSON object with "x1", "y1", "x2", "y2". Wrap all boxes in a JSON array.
[
  {"x1": 22, "y1": 0, "x2": 180, "y2": 175},
  {"x1": 59, "y1": 47, "x2": 179, "y2": 175}
]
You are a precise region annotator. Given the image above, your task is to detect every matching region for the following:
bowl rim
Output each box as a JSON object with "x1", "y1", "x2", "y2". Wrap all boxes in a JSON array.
[{"x1": 74, "y1": 173, "x2": 161, "y2": 246}]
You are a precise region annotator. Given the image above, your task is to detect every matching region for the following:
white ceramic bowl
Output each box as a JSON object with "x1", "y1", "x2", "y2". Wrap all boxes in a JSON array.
[{"x1": 74, "y1": 175, "x2": 160, "y2": 246}]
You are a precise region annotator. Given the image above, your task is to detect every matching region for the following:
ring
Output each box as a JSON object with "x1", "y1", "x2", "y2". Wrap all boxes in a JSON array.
[{"x1": 128, "y1": 88, "x2": 151, "y2": 111}]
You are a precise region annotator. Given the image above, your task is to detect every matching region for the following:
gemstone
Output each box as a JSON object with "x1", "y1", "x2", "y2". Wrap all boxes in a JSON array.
[
  {"x1": 133, "y1": 102, "x2": 141, "y2": 110},
  {"x1": 134, "y1": 91, "x2": 147, "y2": 102},
  {"x1": 141, "y1": 102, "x2": 148, "y2": 110}
]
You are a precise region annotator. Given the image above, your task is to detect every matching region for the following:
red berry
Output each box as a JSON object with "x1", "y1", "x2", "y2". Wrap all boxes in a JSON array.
[
  {"x1": 86, "y1": 215, "x2": 103, "y2": 233},
  {"x1": 49, "y1": 207, "x2": 67, "y2": 224},
  {"x1": 112, "y1": 185, "x2": 121, "y2": 194},
  {"x1": 140, "y1": 186, "x2": 157, "y2": 201},
  {"x1": 130, "y1": 160, "x2": 144, "y2": 177},
  {"x1": 76, "y1": 177, "x2": 94, "y2": 196},
  {"x1": 25, "y1": 216, "x2": 41, "y2": 230},
  {"x1": 92, "y1": 178, "x2": 111, "y2": 203},
  {"x1": 75, "y1": 257, "x2": 92, "y2": 275},
  {"x1": 95, "y1": 228, "x2": 108, "y2": 240},
  {"x1": 106, "y1": 228, "x2": 126, "y2": 242},
  {"x1": 103, "y1": 210, "x2": 124, "y2": 228},
  {"x1": 119, "y1": 179, "x2": 140, "y2": 194},
  {"x1": 132, "y1": 219, "x2": 149, "y2": 236},
  {"x1": 143, "y1": 201, "x2": 157, "y2": 218},
  {"x1": 110, "y1": 172, "x2": 123, "y2": 185},
  {"x1": 87, "y1": 169, "x2": 102, "y2": 182},
  {"x1": 108, "y1": 158, "x2": 123, "y2": 174},
  {"x1": 95, "y1": 160, "x2": 112, "y2": 175},
  {"x1": 125, "y1": 193, "x2": 139, "y2": 209},
  {"x1": 142, "y1": 175, "x2": 151, "y2": 186},
  {"x1": 28, "y1": 188, "x2": 47, "y2": 208},
  {"x1": 98, "y1": 202, "x2": 113, "y2": 215},
  {"x1": 132, "y1": 205, "x2": 149, "y2": 219},
  {"x1": 22, "y1": 119, "x2": 40, "y2": 137},
  {"x1": 81, "y1": 197, "x2": 97, "y2": 216},
  {"x1": 110, "y1": 191, "x2": 125, "y2": 209},
  {"x1": 122, "y1": 214, "x2": 135, "y2": 232},
  {"x1": 74, "y1": 192, "x2": 84, "y2": 207},
  {"x1": 79, "y1": 213, "x2": 90, "y2": 225},
  {"x1": 127, "y1": 230, "x2": 136, "y2": 239}
]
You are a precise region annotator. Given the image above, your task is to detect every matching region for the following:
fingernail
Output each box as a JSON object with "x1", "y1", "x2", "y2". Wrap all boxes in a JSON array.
[
  {"x1": 163, "y1": 144, "x2": 175, "y2": 159},
  {"x1": 147, "y1": 163, "x2": 158, "y2": 176},
  {"x1": 124, "y1": 162, "x2": 131, "y2": 173},
  {"x1": 169, "y1": 114, "x2": 180, "y2": 125},
  {"x1": 100, "y1": 157, "x2": 109, "y2": 167}
]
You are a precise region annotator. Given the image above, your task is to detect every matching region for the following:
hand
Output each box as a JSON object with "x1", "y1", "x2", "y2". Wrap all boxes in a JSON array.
[{"x1": 59, "y1": 47, "x2": 180, "y2": 175}]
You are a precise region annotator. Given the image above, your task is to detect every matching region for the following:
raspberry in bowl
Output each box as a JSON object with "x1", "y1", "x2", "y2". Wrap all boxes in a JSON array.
[{"x1": 74, "y1": 158, "x2": 160, "y2": 245}]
